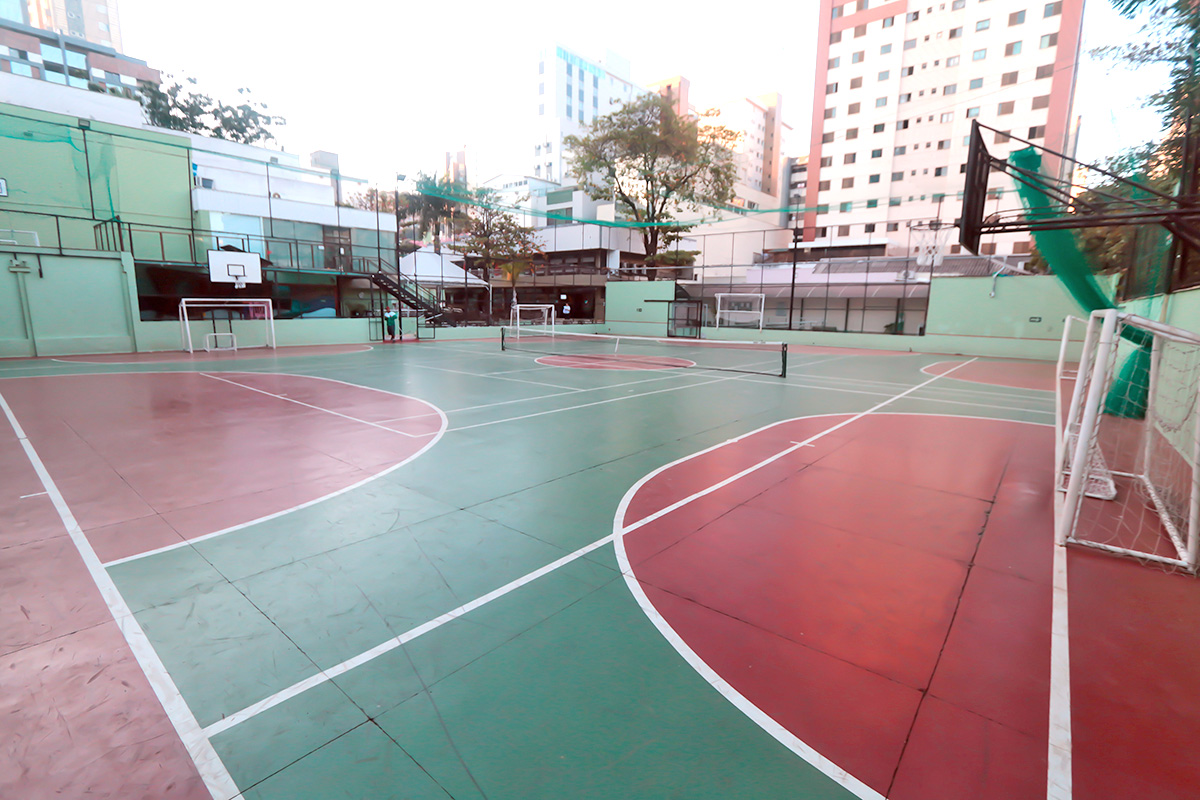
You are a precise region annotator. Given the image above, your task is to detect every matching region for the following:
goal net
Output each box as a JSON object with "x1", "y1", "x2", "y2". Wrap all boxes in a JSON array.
[
  {"x1": 714, "y1": 293, "x2": 765, "y2": 332},
  {"x1": 509, "y1": 304, "x2": 555, "y2": 336},
  {"x1": 179, "y1": 298, "x2": 276, "y2": 354},
  {"x1": 1058, "y1": 308, "x2": 1200, "y2": 573}
]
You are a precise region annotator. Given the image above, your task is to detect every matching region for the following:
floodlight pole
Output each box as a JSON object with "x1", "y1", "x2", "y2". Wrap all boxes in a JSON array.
[{"x1": 787, "y1": 227, "x2": 802, "y2": 331}]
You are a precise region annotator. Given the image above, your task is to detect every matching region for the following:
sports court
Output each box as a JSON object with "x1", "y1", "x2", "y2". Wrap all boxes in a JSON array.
[{"x1": 5, "y1": 327, "x2": 1199, "y2": 800}]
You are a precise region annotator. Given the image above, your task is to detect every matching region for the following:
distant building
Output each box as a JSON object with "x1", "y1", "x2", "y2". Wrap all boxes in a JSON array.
[
  {"x1": 0, "y1": 16, "x2": 155, "y2": 97},
  {"x1": 23, "y1": 0, "x2": 123, "y2": 50},
  {"x1": 803, "y1": 0, "x2": 1085, "y2": 257},
  {"x1": 532, "y1": 44, "x2": 642, "y2": 184},
  {"x1": 445, "y1": 149, "x2": 468, "y2": 185},
  {"x1": 786, "y1": 155, "x2": 809, "y2": 228}
]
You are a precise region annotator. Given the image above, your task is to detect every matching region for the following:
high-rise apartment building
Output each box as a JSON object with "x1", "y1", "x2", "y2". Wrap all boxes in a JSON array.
[
  {"x1": 804, "y1": 0, "x2": 1084, "y2": 256},
  {"x1": 709, "y1": 92, "x2": 789, "y2": 207},
  {"x1": 25, "y1": 0, "x2": 122, "y2": 50},
  {"x1": 532, "y1": 45, "x2": 641, "y2": 185}
]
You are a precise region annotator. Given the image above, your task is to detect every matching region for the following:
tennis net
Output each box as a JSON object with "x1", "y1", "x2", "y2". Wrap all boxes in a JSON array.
[{"x1": 500, "y1": 327, "x2": 787, "y2": 377}]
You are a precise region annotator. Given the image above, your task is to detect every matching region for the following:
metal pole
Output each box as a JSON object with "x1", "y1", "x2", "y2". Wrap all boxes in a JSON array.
[{"x1": 788, "y1": 227, "x2": 800, "y2": 331}]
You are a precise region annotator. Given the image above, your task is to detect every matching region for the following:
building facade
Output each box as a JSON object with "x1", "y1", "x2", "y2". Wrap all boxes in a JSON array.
[
  {"x1": 0, "y1": 16, "x2": 154, "y2": 96},
  {"x1": 803, "y1": 0, "x2": 1085, "y2": 257},
  {"x1": 15, "y1": 0, "x2": 124, "y2": 50}
]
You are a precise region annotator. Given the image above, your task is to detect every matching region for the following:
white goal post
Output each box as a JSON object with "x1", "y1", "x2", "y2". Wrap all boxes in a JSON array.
[
  {"x1": 179, "y1": 298, "x2": 276, "y2": 354},
  {"x1": 714, "y1": 293, "x2": 766, "y2": 332},
  {"x1": 510, "y1": 304, "x2": 556, "y2": 336},
  {"x1": 1058, "y1": 308, "x2": 1200, "y2": 573}
]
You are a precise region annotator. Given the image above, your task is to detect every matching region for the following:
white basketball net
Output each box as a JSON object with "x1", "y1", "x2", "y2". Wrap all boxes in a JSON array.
[{"x1": 911, "y1": 223, "x2": 952, "y2": 268}]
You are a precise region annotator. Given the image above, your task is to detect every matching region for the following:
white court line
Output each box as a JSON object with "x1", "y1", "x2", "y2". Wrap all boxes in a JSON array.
[
  {"x1": 1048, "y1": 371, "x2": 1072, "y2": 800},
  {"x1": 919, "y1": 360, "x2": 1056, "y2": 393},
  {"x1": 407, "y1": 361, "x2": 583, "y2": 391},
  {"x1": 105, "y1": 375, "x2": 449, "y2": 566},
  {"x1": 0, "y1": 390, "x2": 241, "y2": 800},
  {"x1": 19, "y1": 491, "x2": 49, "y2": 498},
  {"x1": 201, "y1": 373, "x2": 430, "y2": 438},
  {"x1": 201, "y1": 360, "x2": 978, "y2": 741},
  {"x1": 446, "y1": 375, "x2": 735, "y2": 432}
]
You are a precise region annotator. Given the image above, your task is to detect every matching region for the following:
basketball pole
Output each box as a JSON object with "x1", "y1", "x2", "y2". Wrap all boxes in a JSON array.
[{"x1": 788, "y1": 227, "x2": 801, "y2": 332}]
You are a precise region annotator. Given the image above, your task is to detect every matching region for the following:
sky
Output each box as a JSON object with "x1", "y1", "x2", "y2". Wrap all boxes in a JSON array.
[{"x1": 117, "y1": 0, "x2": 1165, "y2": 189}]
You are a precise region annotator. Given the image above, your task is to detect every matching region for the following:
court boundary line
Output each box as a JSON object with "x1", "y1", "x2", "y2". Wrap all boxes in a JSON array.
[
  {"x1": 103, "y1": 373, "x2": 449, "y2": 566},
  {"x1": 919, "y1": 360, "x2": 1057, "y2": 392},
  {"x1": 48, "y1": 344, "x2": 375, "y2": 366},
  {"x1": 0, "y1": 389, "x2": 242, "y2": 800}
]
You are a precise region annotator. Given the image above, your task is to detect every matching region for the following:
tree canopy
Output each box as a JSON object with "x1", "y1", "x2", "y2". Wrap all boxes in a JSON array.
[
  {"x1": 140, "y1": 76, "x2": 279, "y2": 145},
  {"x1": 400, "y1": 173, "x2": 469, "y2": 254},
  {"x1": 564, "y1": 94, "x2": 739, "y2": 275},
  {"x1": 451, "y1": 189, "x2": 544, "y2": 320}
]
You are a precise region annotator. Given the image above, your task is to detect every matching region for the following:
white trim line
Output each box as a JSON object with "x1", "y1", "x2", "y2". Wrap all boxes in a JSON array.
[
  {"x1": 1048, "y1": 365, "x2": 1072, "y2": 800},
  {"x1": 104, "y1": 374, "x2": 449, "y2": 566},
  {"x1": 0, "y1": 389, "x2": 241, "y2": 800}
]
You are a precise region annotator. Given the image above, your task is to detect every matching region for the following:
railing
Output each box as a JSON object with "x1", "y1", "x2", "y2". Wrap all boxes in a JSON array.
[{"x1": 0, "y1": 209, "x2": 101, "y2": 255}]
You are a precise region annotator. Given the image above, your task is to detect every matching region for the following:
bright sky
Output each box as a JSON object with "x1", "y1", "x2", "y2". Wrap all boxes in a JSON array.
[{"x1": 118, "y1": 0, "x2": 1164, "y2": 188}]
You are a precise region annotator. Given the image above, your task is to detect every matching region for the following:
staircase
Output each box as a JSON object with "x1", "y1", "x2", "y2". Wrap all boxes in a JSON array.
[{"x1": 370, "y1": 271, "x2": 455, "y2": 326}]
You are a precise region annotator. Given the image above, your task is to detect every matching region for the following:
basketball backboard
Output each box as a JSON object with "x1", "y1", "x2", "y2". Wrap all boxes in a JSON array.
[{"x1": 208, "y1": 249, "x2": 262, "y2": 289}]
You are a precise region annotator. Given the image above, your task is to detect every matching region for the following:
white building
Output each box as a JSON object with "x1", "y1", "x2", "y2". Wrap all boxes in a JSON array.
[{"x1": 804, "y1": 0, "x2": 1085, "y2": 257}]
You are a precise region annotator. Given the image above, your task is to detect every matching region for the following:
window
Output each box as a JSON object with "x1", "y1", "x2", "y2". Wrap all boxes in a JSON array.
[
  {"x1": 1044, "y1": 1, "x2": 1062, "y2": 16},
  {"x1": 995, "y1": 130, "x2": 1011, "y2": 143},
  {"x1": 973, "y1": 49, "x2": 987, "y2": 61},
  {"x1": 852, "y1": 50, "x2": 865, "y2": 63},
  {"x1": 822, "y1": 131, "x2": 835, "y2": 143},
  {"x1": 875, "y1": 97, "x2": 888, "y2": 108},
  {"x1": 566, "y1": 63, "x2": 573, "y2": 76},
  {"x1": 829, "y1": 57, "x2": 841, "y2": 69},
  {"x1": 820, "y1": 156, "x2": 833, "y2": 167},
  {"x1": 538, "y1": 104, "x2": 544, "y2": 115},
  {"x1": 950, "y1": 26, "x2": 963, "y2": 38},
  {"x1": 895, "y1": 145, "x2": 907, "y2": 155},
  {"x1": 966, "y1": 106, "x2": 981, "y2": 117},
  {"x1": 934, "y1": 166, "x2": 948, "y2": 176},
  {"x1": 831, "y1": 3, "x2": 844, "y2": 18},
  {"x1": 825, "y1": 107, "x2": 837, "y2": 119},
  {"x1": 969, "y1": 77, "x2": 984, "y2": 89},
  {"x1": 857, "y1": 0, "x2": 869, "y2": 11},
  {"x1": 1005, "y1": 41, "x2": 1023, "y2": 56},
  {"x1": 844, "y1": 153, "x2": 857, "y2": 164},
  {"x1": 1032, "y1": 94, "x2": 1050, "y2": 109},
  {"x1": 1009, "y1": 10, "x2": 1025, "y2": 24},
  {"x1": 566, "y1": 84, "x2": 573, "y2": 96},
  {"x1": 1041, "y1": 32, "x2": 1058, "y2": 48},
  {"x1": 594, "y1": 76, "x2": 599, "y2": 88},
  {"x1": 899, "y1": 93, "x2": 912, "y2": 103},
  {"x1": 904, "y1": 38, "x2": 917, "y2": 50},
  {"x1": 846, "y1": 127, "x2": 859, "y2": 139},
  {"x1": 976, "y1": 19, "x2": 990, "y2": 30},
  {"x1": 878, "y1": 69, "x2": 890, "y2": 80},
  {"x1": 831, "y1": 30, "x2": 843, "y2": 43},
  {"x1": 865, "y1": 223, "x2": 876, "y2": 233},
  {"x1": 902, "y1": 66, "x2": 915, "y2": 76},
  {"x1": 539, "y1": 83, "x2": 544, "y2": 94},
  {"x1": 566, "y1": 104, "x2": 573, "y2": 116},
  {"x1": 855, "y1": 24, "x2": 867, "y2": 37},
  {"x1": 873, "y1": 123, "x2": 885, "y2": 132},
  {"x1": 539, "y1": 61, "x2": 544, "y2": 74},
  {"x1": 889, "y1": 197, "x2": 902, "y2": 207},
  {"x1": 869, "y1": 174, "x2": 881, "y2": 183},
  {"x1": 907, "y1": 10, "x2": 920, "y2": 21},
  {"x1": 98, "y1": 22, "x2": 109, "y2": 31},
  {"x1": 579, "y1": 87, "x2": 584, "y2": 100},
  {"x1": 887, "y1": 222, "x2": 900, "y2": 231},
  {"x1": 849, "y1": 102, "x2": 861, "y2": 114},
  {"x1": 819, "y1": 180, "x2": 832, "y2": 191},
  {"x1": 593, "y1": 96, "x2": 598, "y2": 108},
  {"x1": 940, "y1": 112, "x2": 954, "y2": 122},
  {"x1": 947, "y1": 55, "x2": 960, "y2": 66},
  {"x1": 897, "y1": 120, "x2": 910, "y2": 130},
  {"x1": 826, "y1": 82, "x2": 839, "y2": 94},
  {"x1": 937, "y1": 138, "x2": 951, "y2": 148},
  {"x1": 850, "y1": 76, "x2": 863, "y2": 89},
  {"x1": 868, "y1": 199, "x2": 880, "y2": 208},
  {"x1": 952, "y1": 0, "x2": 965, "y2": 8},
  {"x1": 839, "y1": 225, "x2": 852, "y2": 236},
  {"x1": 842, "y1": 178, "x2": 855, "y2": 189},
  {"x1": 1014, "y1": 240, "x2": 1032, "y2": 254},
  {"x1": 1029, "y1": 125, "x2": 1046, "y2": 138},
  {"x1": 579, "y1": 109, "x2": 584, "y2": 122},
  {"x1": 944, "y1": 83, "x2": 958, "y2": 95},
  {"x1": 1001, "y1": 70, "x2": 1018, "y2": 85},
  {"x1": 883, "y1": 15, "x2": 895, "y2": 27},
  {"x1": 881, "y1": 43, "x2": 893, "y2": 54},
  {"x1": 1036, "y1": 63, "x2": 1054, "y2": 79}
]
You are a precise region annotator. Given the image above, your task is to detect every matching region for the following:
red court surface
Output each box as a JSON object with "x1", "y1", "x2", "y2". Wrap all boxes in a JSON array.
[
  {"x1": 923, "y1": 359, "x2": 1057, "y2": 391},
  {"x1": 535, "y1": 354, "x2": 696, "y2": 370},
  {"x1": 54, "y1": 343, "x2": 373, "y2": 364},
  {"x1": 1, "y1": 372, "x2": 444, "y2": 563},
  {"x1": 618, "y1": 413, "x2": 1056, "y2": 799}
]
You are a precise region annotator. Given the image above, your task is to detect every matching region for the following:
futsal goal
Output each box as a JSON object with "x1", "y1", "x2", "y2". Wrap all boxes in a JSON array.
[
  {"x1": 509, "y1": 304, "x2": 556, "y2": 337},
  {"x1": 714, "y1": 293, "x2": 765, "y2": 332},
  {"x1": 1058, "y1": 308, "x2": 1200, "y2": 573},
  {"x1": 179, "y1": 298, "x2": 276, "y2": 354}
]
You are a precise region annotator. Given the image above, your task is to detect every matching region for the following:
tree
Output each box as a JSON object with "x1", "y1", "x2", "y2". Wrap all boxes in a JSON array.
[
  {"x1": 400, "y1": 173, "x2": 468, "y2": 254},
  {"x1": 346, "y1": 188, "x2": 398, "y2": 213},
  {"x1": 451, "y1": 188, "x2": 544, "y2": 323},
  {"x1": 140, "y1": 76, "x2": 279, "y2": 145},
  {"x1": 564, "y1": 94, "x2": 739, "y2": 279}
]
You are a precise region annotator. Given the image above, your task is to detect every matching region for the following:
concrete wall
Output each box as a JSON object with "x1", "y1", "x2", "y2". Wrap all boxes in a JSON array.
[{"x1": 600, "y1": 281, "x2": 677, "y2": 338}]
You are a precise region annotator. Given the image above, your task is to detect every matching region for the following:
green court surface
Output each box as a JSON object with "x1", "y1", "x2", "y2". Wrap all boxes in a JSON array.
[{"x1": 0, "y1": 338, "x2": 1056, "y2": 799}]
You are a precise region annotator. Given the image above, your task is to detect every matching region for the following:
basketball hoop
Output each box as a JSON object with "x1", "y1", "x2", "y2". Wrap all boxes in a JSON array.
[
  {"x1": 234, "y1": 278, "x2": 247, "y2": 290},
  {"x1": 910, "y1": 220, "x2": 952, "y2": 268}
]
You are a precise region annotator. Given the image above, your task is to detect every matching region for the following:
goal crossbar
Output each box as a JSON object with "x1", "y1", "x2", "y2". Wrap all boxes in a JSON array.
[
  {"x1": 179, "y1": 298, "x2": 276, "y2": 354},
  {"x1": 714, "y1": 293, "x2": 766, "y2": 332}
]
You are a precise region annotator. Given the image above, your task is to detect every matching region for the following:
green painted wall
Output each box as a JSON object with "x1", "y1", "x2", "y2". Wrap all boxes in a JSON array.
[
  {"x1": 0, "y1": 104, "x2": 192, "y2": 250},
  {"x1": 0, "y1": 250, "x2": 137, "y2": 357},
  {"x1": 601, "y1": 281, "x2": 676, "y2": 338}
]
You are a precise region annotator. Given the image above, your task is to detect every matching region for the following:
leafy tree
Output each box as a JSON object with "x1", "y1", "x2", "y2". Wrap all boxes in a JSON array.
[
  {"x1": 140, "y1": 76, "x2": 279, "y2": 144},
  {"x1": 564, "y1": 94, "x2": 739, "y2": 279},
  {"x1": 451, "y1": 188, "x2": 544, "y2": 323},
  {"x1": 347, "y1": 188, "x2": 398, "y2": 213},
  {"x1": 400, "y1": 173, "x2": 468, "y2": 254}
]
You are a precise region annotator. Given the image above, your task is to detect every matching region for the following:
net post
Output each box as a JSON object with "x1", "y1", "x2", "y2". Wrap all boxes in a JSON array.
[
  {"x1": 501, "y1": 326, "x2": 507, "y2": 351},
  {"x1": 1061, "y1": 308, "x2": 1120, "y2": 545},
  {"x1": 781, "y1": 343, "x2": 788, "y2": 378},
  {"x1": 1187, "y1": 378, "x2": 1200, "y2": 572}
]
